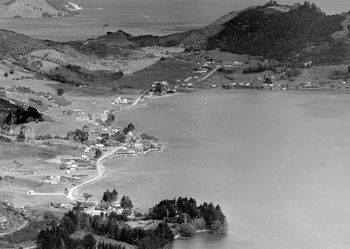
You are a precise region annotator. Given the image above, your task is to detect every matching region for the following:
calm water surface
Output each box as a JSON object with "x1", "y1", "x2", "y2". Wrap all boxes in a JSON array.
[
  {"x1": 0, "y1": 0, "x2": 348, "y2": 41},
  {"x1": 84, "y1": 90, "x2": 350, "y2": 249}
]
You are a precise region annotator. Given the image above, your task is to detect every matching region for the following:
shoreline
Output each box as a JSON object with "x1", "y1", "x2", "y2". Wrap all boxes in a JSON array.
[{"x1": 67, "y1": 89, "x2": 160, "y2": 201}]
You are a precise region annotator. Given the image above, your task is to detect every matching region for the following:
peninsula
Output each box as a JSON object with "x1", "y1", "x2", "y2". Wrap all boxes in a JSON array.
[{"x1": 1, "y1": 1, "x2": 350, "y2": 248}]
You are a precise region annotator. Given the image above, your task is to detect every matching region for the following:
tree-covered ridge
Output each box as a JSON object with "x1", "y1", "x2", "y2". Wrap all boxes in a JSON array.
[
  {"x1": 36, "y1": 207, "x2": 174, "y2": 249},
  {"x1": 36, "y1": 196, "x2": 227, "y2": 249},
  {"x1": 206, "y1": 2, "x2": 346, "y2": 63}
]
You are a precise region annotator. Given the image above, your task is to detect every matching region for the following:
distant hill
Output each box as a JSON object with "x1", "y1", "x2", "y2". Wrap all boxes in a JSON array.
[
  {"x1": 109, "y1": 1, "x2": 350, "y2": 65},
  {"x1": 0, "y1": 0, "x2": 82, "y2": 18},
  {"x1": 204, "y1": 2, "x2": 350, "y2": 64}
]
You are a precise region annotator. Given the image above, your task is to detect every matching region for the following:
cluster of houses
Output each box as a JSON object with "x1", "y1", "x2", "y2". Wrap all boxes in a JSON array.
[
  {"x1": 222, "y1": 75, "x2": 287, "y2": 90},
  {"x1": 83, "y1": 200, "x2": 124, "y2": 216},
  {"x1": 297, "y1": 82, "x2": 319, "y2": 89},
  {"x1": 60, "y1": 155, "x2": 96, "y2": 172},
  {"x1": 110, "y1": 96, "x2": 129, "y2": 105},
  {"x1": 126, "y1": 136, "x2": 163, "y2": 154},
  {"x1": 63, "y1": 109, "x2": 91, "y2": 122},
  {"x1": 41, "y1": 175, "x2": 82, "y2": 185},
  {"x1": 148, "y1": 81, "x2": 177, "y2": 95},
  {"x1": 49, "y1": 202, "x2": 74, "y2": 209},
  {"x1": 194, "y1": 64, "x2": 210, "y2": 74},
  {"x1": 41, "y1": 175, "x2": 61, "y2": 185}
]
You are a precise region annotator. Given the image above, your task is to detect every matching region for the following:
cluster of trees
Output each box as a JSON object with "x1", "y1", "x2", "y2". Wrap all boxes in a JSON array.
[
  {"x1": 3, "y1": 68, "x2": 14, "y2": 77},
  {"x1": 28, "y1": 98, "x2": 43, "y2": 106},
  {"x1": 67, "y1": 129, "x2": 89, "y2": 143},
  {"x1": 0, "y1": 135, "x2": 11, "y2": 143},
  {"x1": 285, "y1": 67, "x2": 301, "y2": 78},
  {"x1": 36, "y1": 208, "x2": 174, "y2": 249},
  {"x1": 140, "y1": 133, "x2": 158, "y2": 141},
  {"x1": 5, "y1": 106, "x2": 43, "y2": 125},
  {"x1": 120, "y1": 196, "x2": 133, "y2": 209},
  {"x1": 47, "y1": 64, "x2": 124, "y2": 88},
  {"x1": 328, "y1": 69, "x2": 350, "y2": 81},
  {"x1": 102, "y1": 189, "x2": 118, "y2": 203},
  {"x1": 99, "y1": 123, "x2": 135, "y2": 144},
  {"x1": 95, "y1": 148, "x2": 102, "y2": 159},
  {"x1": 206, "y1": 2, "x2": 346, "y2": 63},
  {"x1": 57, "y1": 89, "x2": 64, "y2": 96},
  {"x1": 98, "y1": 241, "x2": 125, "y2": 249},
  {"x1": 123, "y1": 123, "x2": 135, "y2": 135},
  {"x1": 111, "y1": 132, "x2": 126, "y2": 143},
  {"x1": 35, "y1": 194, "x2": 227, "y2": 249},
  {"x1": 66, "y1": 64, "x2": 82, "y2": 72},
  {"x1": 149, "y1": 197, "x2": 227, "y2": 235},
  {"x1": 109, "y1": 123, "x2": 135, "y2": 144},
  {"x1": 242, "y1": 64, "x2": 277, "y2": 74},
  {"x1": 105, "y1": 114, "x2": 115, "y2": 126}
]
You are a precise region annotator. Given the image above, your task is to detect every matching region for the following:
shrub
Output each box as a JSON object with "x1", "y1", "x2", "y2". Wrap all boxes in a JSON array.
[
  {"x1": 94, "y1": 149, "x2": 102, "y2": 159},
  {"x1": 191, "y1": 218, "x2": 206, "y2": 230},
  {"x1": 83, "y1": 233, "x2": 96, "y2": 249},
  {"x1": 179, "y1": 223, "x2": 196, "y2": 237},
  {"x1": 57, "y1": 88, "x2": 64, "y2": 96},
  {"x1": 111, "y1": 131, "x2": 126, "y2": 143},
  {"x1": 67, "y1": 129, "x2": 89, "y2": 142},
  {"x1": 209, "y1": 220, "x2": 228, "y2": 234}
]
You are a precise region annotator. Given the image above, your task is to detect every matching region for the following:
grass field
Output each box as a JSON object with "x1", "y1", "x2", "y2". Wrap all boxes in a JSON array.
[{"x1": 116, "y1": 57, "x2": 196, "y2": 89}]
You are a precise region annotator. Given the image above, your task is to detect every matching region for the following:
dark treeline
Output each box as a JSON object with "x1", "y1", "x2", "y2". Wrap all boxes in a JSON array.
[
  {"x1": 102, "y1": 189, "x2": 118, "y2": 203},
  {"x1": 5, "y1": 106, "x2": 43, "y2": 125},
  {"x1": 242, "y1": 64, "x2": 277, "y2": 74},
  {"x1": 36, "y1": 196, "x2": 227, "y2": 249},
  {"x1": 149, "y1": 197, "x2": 227, "y2": 233},
  {"x1": 36, "y1": 206, "x2": 174, "y2": 249}
]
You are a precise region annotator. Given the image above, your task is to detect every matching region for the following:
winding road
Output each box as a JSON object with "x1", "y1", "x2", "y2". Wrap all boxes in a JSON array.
[
  {"x1": 67, "y1": 145, "x2": 122, "y2": 202},
  {"x1": 67, "y1": 90, "x2": 150, "y2": 202},
  {"x1": 33, "y1": 64, "x2": 219, "y2": 202}
]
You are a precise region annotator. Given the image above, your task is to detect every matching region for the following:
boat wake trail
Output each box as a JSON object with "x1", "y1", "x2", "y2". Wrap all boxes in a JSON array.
[{"x1": 274, "y1": 138, "x2": 333, "y2": 249}]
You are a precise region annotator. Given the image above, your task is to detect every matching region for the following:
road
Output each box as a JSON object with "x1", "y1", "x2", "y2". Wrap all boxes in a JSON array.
[
  {"x1": 195, "y1": 65, "x2": 221, "y2": 83},
  {"x1": 66, "y1": 145, "x2": 122, "y2": 202},
  {"x1": 30, "y1": 192, "x2": 65, "y2": 196},
  {"x1": 67, "y1": 91, "x2": 151, "y2": 202},
  {"x1": 174, "y1": 65, "x2": 221, "y2": 88},
  {"x1": 33, "y1": 65, "x2": 219, "y2": 201}
]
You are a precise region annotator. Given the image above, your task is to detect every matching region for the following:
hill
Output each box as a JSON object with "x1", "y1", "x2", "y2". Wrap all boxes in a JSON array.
[
  {"x1": 111, "y1": 1, "x2": 350, "y2": 65},
  {"x1": 205, "y1": 2, "x2": 350, "y2": 64},
  {"x1": 0, "y1": 28, "x2": 163, "y2": 88},
  {"x1": 0, "y1": 0, "x2": 82, "y2": 18}
]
